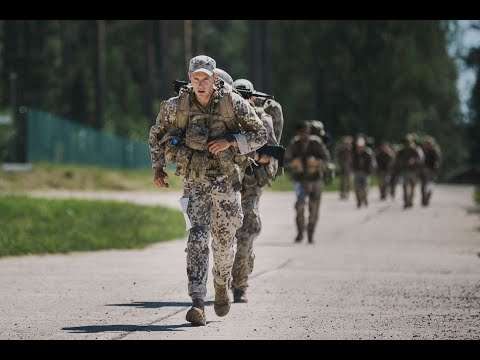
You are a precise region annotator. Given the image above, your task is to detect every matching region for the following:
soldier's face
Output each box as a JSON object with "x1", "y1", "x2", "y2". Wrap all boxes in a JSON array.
[{"x1": 190, "y1": 72, "x2": 215, "y2": 104}]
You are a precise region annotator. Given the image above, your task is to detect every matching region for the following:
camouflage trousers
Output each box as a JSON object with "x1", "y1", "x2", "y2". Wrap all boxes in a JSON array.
[
  {"x1": 377, "y1": 170, "x2": 391, "y2": 199},
  {"x1": 354, "y1": 172, "x2": 370, "y2": 206},
  {"x1": 231, "y1": 174, "x2": 263, "y2": 291},
  {"x1": 420, "y1": 168, "x2": 437, "y2": 206},
  {"x1": 182, "y1": 175, "x2": 243, "y2": 300},
  {"x1": 401, "y1": 170, "x2": 417, "y2": 207},
  {"x1": 295, "y1": 179, "x2": 323, "y2": 237},
  {"x1": 339, "y1": 171, "x2": 352, "y2": 199}
]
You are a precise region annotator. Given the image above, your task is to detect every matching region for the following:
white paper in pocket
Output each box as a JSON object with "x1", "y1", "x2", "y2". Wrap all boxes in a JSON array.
[{"x1": 179, "y1": 196, "x2": 192, "y2": 231}]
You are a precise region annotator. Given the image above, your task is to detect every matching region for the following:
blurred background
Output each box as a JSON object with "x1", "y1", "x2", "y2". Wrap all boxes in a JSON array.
[{"x1": 0, "y1": 20, "x2": 479, "y2": 180}]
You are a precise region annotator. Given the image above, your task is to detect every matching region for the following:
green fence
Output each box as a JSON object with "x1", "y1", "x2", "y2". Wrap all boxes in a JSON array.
[{"x1": 26, "y1": 109, "x2": 151, "y2": 169}]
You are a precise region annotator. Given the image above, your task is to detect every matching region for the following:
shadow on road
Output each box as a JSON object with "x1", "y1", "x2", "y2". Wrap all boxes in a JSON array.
[
  {"x1": 106, "y1": 301, "x2": 214, "y2": 308},
  {"x1": 62, "y1": 323, "x2": 197, "y2": 333}
]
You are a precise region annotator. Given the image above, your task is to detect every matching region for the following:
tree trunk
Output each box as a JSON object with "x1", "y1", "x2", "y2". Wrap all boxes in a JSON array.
[
  {"x1": 249, "y1": 20, "x2": 263, "y2": 89},
  {"x1": 95, "y1": 20, "x2": 106, "y2": 129},
  {"x1": 195, "y1": 20, "x2": 204, "y2": 55},
  {"x1": 184, "y1": 20, "x2": 192, "y2": 71},
  {"x1": 145, "y1": 20, "x2": 156, "y2": 122}
]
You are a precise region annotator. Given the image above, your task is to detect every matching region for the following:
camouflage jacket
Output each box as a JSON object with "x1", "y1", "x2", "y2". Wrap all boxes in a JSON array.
[
  {"x1": 285, "y1": 135, "x2": 331, "y2": 181},
  {"x1": 148, "y1": 87, "x2": 267, "y2": 169}
]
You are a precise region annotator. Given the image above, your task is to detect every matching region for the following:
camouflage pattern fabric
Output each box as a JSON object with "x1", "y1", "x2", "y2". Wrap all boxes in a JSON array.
[
  {"x1": 183, "y1": 175, "x2": 243, "y2": 299},
  {"x1": 231, "y1": 174, "x2": 263, "y2": 291},
  {"x1": 295, "y1": 179, "x2": 323, "y2": 238},
  {"x1": 148, "y1": 88, "x2": 267, "y2": 169}
]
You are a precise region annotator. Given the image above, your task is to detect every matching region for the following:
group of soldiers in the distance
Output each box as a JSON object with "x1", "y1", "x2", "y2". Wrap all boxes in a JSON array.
[
  {"x1": 334, "y1": 132, "x2": 442, "y2": 209},
  {"x1": 285, "y1": 120, "x2": 442, "y2": 243}
]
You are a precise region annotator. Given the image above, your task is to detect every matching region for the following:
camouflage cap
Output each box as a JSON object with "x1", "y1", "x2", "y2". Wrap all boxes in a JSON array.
[
  {"x1": 233, "y1": 78, "x2": 254, "y2": 92},
  {"x1": 214, "y1": 68, "x2": 234, "y2": 86},
  {"x1": 188, "y1": 55, "x2": 216, "y2": 76}
]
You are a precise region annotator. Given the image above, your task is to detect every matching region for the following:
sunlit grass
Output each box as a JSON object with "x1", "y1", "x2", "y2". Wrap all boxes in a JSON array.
[{"x1": 0, "y1": 195, "x2": 186, "y2": 257}]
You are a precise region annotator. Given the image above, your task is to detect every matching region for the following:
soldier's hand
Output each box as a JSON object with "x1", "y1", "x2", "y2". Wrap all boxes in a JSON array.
[
  {"x1": 153, "y1": 167, "x2": 169, "y2": 188},
  {"x1": 207, "y1": 139, "x2": 231, "y2": 155},
  {"x1": 257, "y1": 154, "x2": 270, "y2": 164}
]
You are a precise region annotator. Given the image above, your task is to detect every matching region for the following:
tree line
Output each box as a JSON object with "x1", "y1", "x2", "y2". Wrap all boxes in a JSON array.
[{"x1": 0, "y1": 20, "x2": 476, "y2": 178}]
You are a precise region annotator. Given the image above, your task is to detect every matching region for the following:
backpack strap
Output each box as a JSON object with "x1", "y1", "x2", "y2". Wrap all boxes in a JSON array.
[{"x1": 176, "y1": 91, "x2": 190, "y2": 131}]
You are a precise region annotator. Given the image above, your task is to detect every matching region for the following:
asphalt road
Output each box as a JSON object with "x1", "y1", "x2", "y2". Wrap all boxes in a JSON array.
[{"x1": 1, "y1": 185, "x2": 479, "y2": 339}]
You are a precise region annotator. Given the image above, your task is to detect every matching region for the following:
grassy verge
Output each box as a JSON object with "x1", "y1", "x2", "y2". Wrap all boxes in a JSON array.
[
  {"x1": 0, "y1": 195, "x2": 186, "y2": 257},
  {"x1": 475, "y1": 187, "x2": 480, "y2": 205},
  {"x1": 1, "y1": 161, "x2": 379, "y2": 193},
  {"x1": 0, "y1": 162, "x2": 182, "y2": 192}
]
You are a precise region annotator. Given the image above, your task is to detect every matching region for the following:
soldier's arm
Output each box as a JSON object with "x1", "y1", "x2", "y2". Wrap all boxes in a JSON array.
[
  {"x1": 231, "y1": 93, "x2": 267, "y2": 154},
  {"x1": 148, "y1": 98, "x2": 178, "y2": 169}
]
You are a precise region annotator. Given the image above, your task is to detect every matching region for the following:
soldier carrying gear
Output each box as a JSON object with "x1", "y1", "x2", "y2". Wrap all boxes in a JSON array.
[
  {"x1": 394, "y1": 134, "x2": 423, "y2": 209},
  {"x1": 420, "y1": 135, "x2": 441, "y2": 206},
  {"x1": 352, "y1": 136, "x2": 375, "y2": 208},
  {"x1": 285, "y1": 121, "x2": 331, "y2": 244},
  {"x1": 336, "y1": 135, "x2": 353, "y2": 200},
  {"x1": 230, "y1": 77, "x2": 283, "y2": 304},
  {"x1": 148, "y1": 55, "x2": 267, "y2": 326}
]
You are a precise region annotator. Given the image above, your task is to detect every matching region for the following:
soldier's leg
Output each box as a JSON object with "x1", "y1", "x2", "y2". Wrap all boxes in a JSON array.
[
  {"x1": 294, "y1": 181, "x2": 306, "y2": 242},
  {"x1": 410, "y1": 174, "x2": 417, "y2": 206},
  {"x1": 232, "y1": 184, "x2": 262, "y2": 299},
  {"x1": 340, "y1": 173, "x2": 346, "y2": 199},
  {"x1": 307, "y1": 180, "x2": 323, "y2": 243},
  {"x1": 390, "y1": 172, "x2": 397, "y2": 199},
  {"x1": 402, "y1": 174, "x2": 409, "y2": 207},
  {"x1": 184, "y1": 179, "x2": 212, "y2": 301},
  {"x1": 210, "y1": 175, "x2": 243, "y2": 316},
  {"x1": 345, "y1": 172, "x2": 352, "y2": 199},
  {"x1": 378, "y1": 172, "x2": 386, "y2": 200},
  {"x1": 354, "y1": 174, "x2": 362, "y2": 208},
  {"x1": 420, "y1": 171, "x2": 427, "y2": 206},
  {"x1": 183, "y1": 179, "x2": 212, "y2": 326}
]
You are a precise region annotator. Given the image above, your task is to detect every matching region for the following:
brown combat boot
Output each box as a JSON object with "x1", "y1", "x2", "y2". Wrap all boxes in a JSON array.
[
  {"x1": 214, "y1": 281, "x2": 231, "y2": 317},
  {"x1": 186, "y1": 298, "x2": 206, "y2": 326},
  {"x1": 233, "y1": 288, "x2": 248, "y2": 303}
]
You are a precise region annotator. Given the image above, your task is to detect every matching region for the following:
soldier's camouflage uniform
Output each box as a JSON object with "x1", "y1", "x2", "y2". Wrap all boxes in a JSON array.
[
  {"x1": 420, "y1": 144, "x2": 441, "y2": 206},
  {"x1": 231, "y1": 103, "x2": 280, "y2": 294},
  {"x1": 394, "y1": 143, "x2": 423, "y2": 208},
  {"x1": 352, "y1": 146, "x2": 375, "y2": 207},
  {"x1": 375, "y1": 146, "x2": 395, "y2": 200},
  {"x1": 285, "y1": 134, "x2": 330, "y2": 243},
  {"x1": 148, "y1": 86, "x2": 267, "y2": 301},
  {"x1": 336, "y1": 143, "x2": 353, "y2": 199}
]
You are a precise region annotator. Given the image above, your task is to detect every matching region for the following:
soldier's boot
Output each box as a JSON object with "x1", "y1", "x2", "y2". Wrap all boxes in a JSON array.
[
  {"x1": 214, "y1": 281, "x2": 231, "y2": 317},
  {"x1": 295, "y1": 232, "x2": 304, "y2": 243},
  {"x1": 307, "y1": 231, "x2": 314, "y2": 244},
  {"x1": 233, "y1": 288, "x2": 248, "y2": 303},
  {"x1": 186, "y1": 298, "x2": 206, "y2": 326}
]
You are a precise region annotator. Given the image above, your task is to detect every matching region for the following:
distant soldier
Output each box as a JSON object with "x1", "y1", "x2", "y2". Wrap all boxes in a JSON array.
[
  {"x1": 285, "y1": 121, "x2": 331, "y2": 243},
  {"x1": 375, "y1": 140, "x2": 395, "y2": 200},
  {"x1": 395, "y1": 134, "x2": 423, "y2": 208},
  {"x1": 336, "y1": 136, "x2": 353, "y2": 200},
  {"x1": 352, "y1": 136, "x2": 375, "y2": 208},
  {"x1": 420, "y1": 136, "x2": 441, "y2": 206}
]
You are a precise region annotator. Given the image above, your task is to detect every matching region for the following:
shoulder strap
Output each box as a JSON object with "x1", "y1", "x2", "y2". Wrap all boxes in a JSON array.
[
  {"x1": 218, "y1": 88, "x2": 237, "y2": 132},
  {"x1": 176, "y1": 92, "x2": 190, "y2": 131}
]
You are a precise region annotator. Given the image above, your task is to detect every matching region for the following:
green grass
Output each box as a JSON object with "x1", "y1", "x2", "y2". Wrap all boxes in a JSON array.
[
  {"x1": 0, "y1": 195, "x2": 186, "y2": 257},
  {"x1": 0, "y1": 162, "x2": 183, "y2": 192},
  {"x1": 475, "y1": 187, "x2": 480, "y2": 205}
]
